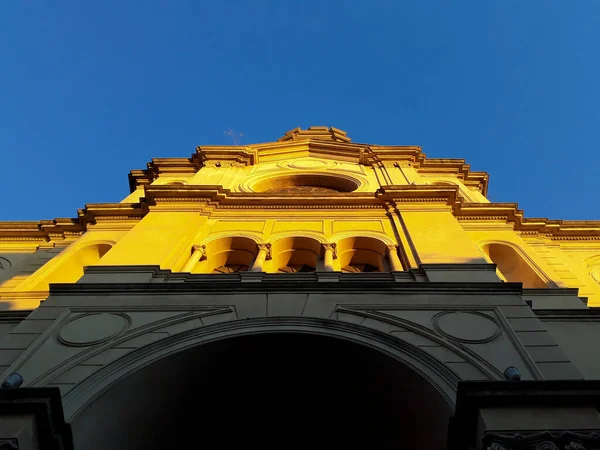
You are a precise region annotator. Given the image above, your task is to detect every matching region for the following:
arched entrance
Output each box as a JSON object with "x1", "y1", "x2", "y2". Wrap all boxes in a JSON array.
[{"x1": 71, "y1": 332, "x2": 453, "y2": 450}]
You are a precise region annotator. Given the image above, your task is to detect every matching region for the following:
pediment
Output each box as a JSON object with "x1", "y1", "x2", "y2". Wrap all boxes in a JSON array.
[
  {"x1": 129, "y1": 127, "x2": 488, "y2": 196},
  {"x1": 198, "y1": 138, "x2": 369, "y2": 166}
]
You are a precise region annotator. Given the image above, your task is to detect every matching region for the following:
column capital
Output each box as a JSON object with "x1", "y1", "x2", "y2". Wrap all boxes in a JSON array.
[
  {"x1": 257, "y1": 243, "x2": 272, "y2": 259},
  {"x1": 191, "y1": 244, "x2": 207, "y2": 260},
  {"x1": 322, "y1": 243, "x2": 337, "y2": 258},
  {"x1": 386, "y1": 244, "x2": 398, "y2": 252},
  {"x1": 385, "y1": 203, "x2": 398, "y2": 215}
]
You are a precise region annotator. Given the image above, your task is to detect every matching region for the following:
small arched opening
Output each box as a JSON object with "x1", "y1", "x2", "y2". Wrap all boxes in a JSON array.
[
  {"x1": 482, "y1": 243, "x2": 548, "y2": 288},
  {"x1": 193, "y1": 237, "x2": 257, "y2": 274},
  {"x1": 268, "y1": 236, "x2": 322, "y2": 273},
  {"x1": 71, "y1": 332, "x2": 453, "y2": 450},
  {"x1": 336, "y1": 236, "x2": 389, "y2": 272}
]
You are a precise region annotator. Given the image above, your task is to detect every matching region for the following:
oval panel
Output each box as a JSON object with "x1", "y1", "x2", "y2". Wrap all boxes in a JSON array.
[
  {"x1": 432, "y1": 311, "x2": 500, "y2": 344},
  {"x1": 59, "y1": 313, "x2": 130, "y2": 347}
]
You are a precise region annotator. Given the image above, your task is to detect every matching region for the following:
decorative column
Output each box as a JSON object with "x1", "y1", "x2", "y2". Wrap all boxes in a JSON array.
[
  {"x1": 250, "y1": 243, "x2": 271, "y2": 272},
  {"x1": 387, "y1": 244, "x2": 403, "y2": 272},
  {"x1": 322, "y1": 243, "x2": 337, "y2": 272},
  {"x1": 182, "y1": 245, "x2": 206, "y2": 272}
]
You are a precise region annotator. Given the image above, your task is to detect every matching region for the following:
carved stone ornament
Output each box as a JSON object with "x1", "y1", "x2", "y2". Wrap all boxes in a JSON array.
[{"x1": 484, "y1": 431, "x2": 600, "y2": 450}]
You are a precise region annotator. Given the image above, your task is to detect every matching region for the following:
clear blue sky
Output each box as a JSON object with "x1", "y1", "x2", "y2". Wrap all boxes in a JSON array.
[{"x1": 1, "y1": 1, "x2": 598, "y2": 221}]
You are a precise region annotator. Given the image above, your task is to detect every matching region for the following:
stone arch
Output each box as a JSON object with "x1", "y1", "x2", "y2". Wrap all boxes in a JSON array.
[
  {"x1": 479, "y1": 240, "x2": 551, "y2": 288},
  {"x1": 266, "y1": 236, "x2": 324, "y2": 273},
  {"x1": 63, "y1": 318, "x2": 459, "y2": 431},
  {"x1": 20, "y1": 240, "x2": 115, "y2": 291},
  {"x1": 193, "y1": 236, "x2": 259, "y2": 273},
  {"x1": 332, "y1": 233, "x2": 395, "y2": 272}
]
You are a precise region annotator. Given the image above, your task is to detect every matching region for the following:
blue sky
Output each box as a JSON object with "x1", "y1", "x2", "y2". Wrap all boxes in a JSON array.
[{"x1": 1, "y1": 1, "x2": 598, "y2": 221}]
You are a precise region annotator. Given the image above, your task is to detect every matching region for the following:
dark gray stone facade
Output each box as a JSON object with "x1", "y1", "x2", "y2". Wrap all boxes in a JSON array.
[{"x1": 1, "y1": 263, "x2": 599, "y2": 450}]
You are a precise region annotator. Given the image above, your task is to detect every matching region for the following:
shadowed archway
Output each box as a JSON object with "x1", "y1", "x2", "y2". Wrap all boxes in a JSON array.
[{"x1": 72, "y1": 332, "x2": 453, "y2": 450}]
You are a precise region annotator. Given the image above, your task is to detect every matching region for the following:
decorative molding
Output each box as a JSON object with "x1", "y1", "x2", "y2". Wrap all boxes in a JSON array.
[{"x1": 483, "y1": 431, "x2": 600, "y2": 450}]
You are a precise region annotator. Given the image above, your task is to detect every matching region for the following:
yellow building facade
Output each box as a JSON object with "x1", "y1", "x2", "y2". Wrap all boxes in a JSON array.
[{"x1": 1, "y1": 126, "x2": 599, "y2": 309}]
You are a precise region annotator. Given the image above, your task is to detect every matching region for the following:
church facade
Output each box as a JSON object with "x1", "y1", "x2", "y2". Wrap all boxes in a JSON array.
[{"x1": 1, "y1": 127, "x2": 600, "y2": 449}]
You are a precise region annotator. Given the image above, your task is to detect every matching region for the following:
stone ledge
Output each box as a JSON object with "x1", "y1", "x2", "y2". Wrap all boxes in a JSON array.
[{"x1": 0, "y1": 387, "x2": 73, "y2": 450}]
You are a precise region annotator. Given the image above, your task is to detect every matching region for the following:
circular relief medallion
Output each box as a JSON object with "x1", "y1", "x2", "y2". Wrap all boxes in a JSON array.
[
  {"x1": 288, "y1": 160, "x2": 328, "y2": 170},
  {"x1": 591, "y1": 268, "x2": 600, "y2": 284},
  {"x1": 432, "y1": 311, "x2": 500, "y2": 344},
  {"x1": 58, "y1": 313, "x2": 130, "y2": 347}
]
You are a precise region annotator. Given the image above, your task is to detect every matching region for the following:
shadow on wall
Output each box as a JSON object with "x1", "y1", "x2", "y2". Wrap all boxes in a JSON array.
[
  {"x1": 29, "y1": 243, "x2": 113, "y2": 291},
  {"x1": 481, "y1": 243, "x2": 549, "y2": 288}
]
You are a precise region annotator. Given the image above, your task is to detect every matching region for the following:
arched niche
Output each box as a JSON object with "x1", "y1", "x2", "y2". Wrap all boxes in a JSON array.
[
  {"x1": 267, "y1": 236, "x2": 322, "y2": 273},
  {"x1": 336, "y1": 236, "x2": 389, "y2": 272},
  {"x1": 193, "y1": 236, "x2": 257, "y2": 274},
  {"x1": 70, "y1": 330, "x2": 454, "y2": 450},
  {"x1": 481, "y1": 243, "x2": 548, "y2": 288},
  {"x1": 28, "y1": 243, "x2": 113, "y2": 291},
  {"x1": 251, "y1": 173, "x2": 360, "y2": 193}
]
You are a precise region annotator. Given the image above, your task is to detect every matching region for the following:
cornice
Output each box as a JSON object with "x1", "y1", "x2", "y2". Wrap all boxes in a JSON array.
[
  {"x1": 454, "y1": 203, "x2": 600, "y2": 240},
  {"x1": 0, "y1": 204, "x2": 148, "y2": 242},
  {"x1": 0, "y1": 219, "x2": 84, "y2": 243},
  {"x1": 142, "y1": 184, "x2": 461, "y2": 211},
  {"x1": 128, "y1": 155, "x2": 201, "y2": 192},
  {"x1": 77, "y1": 203, "x2": 147, "y2": 227},
  {"x1": 2, "y1": 184, "x2": 599, "y2": 243}
]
